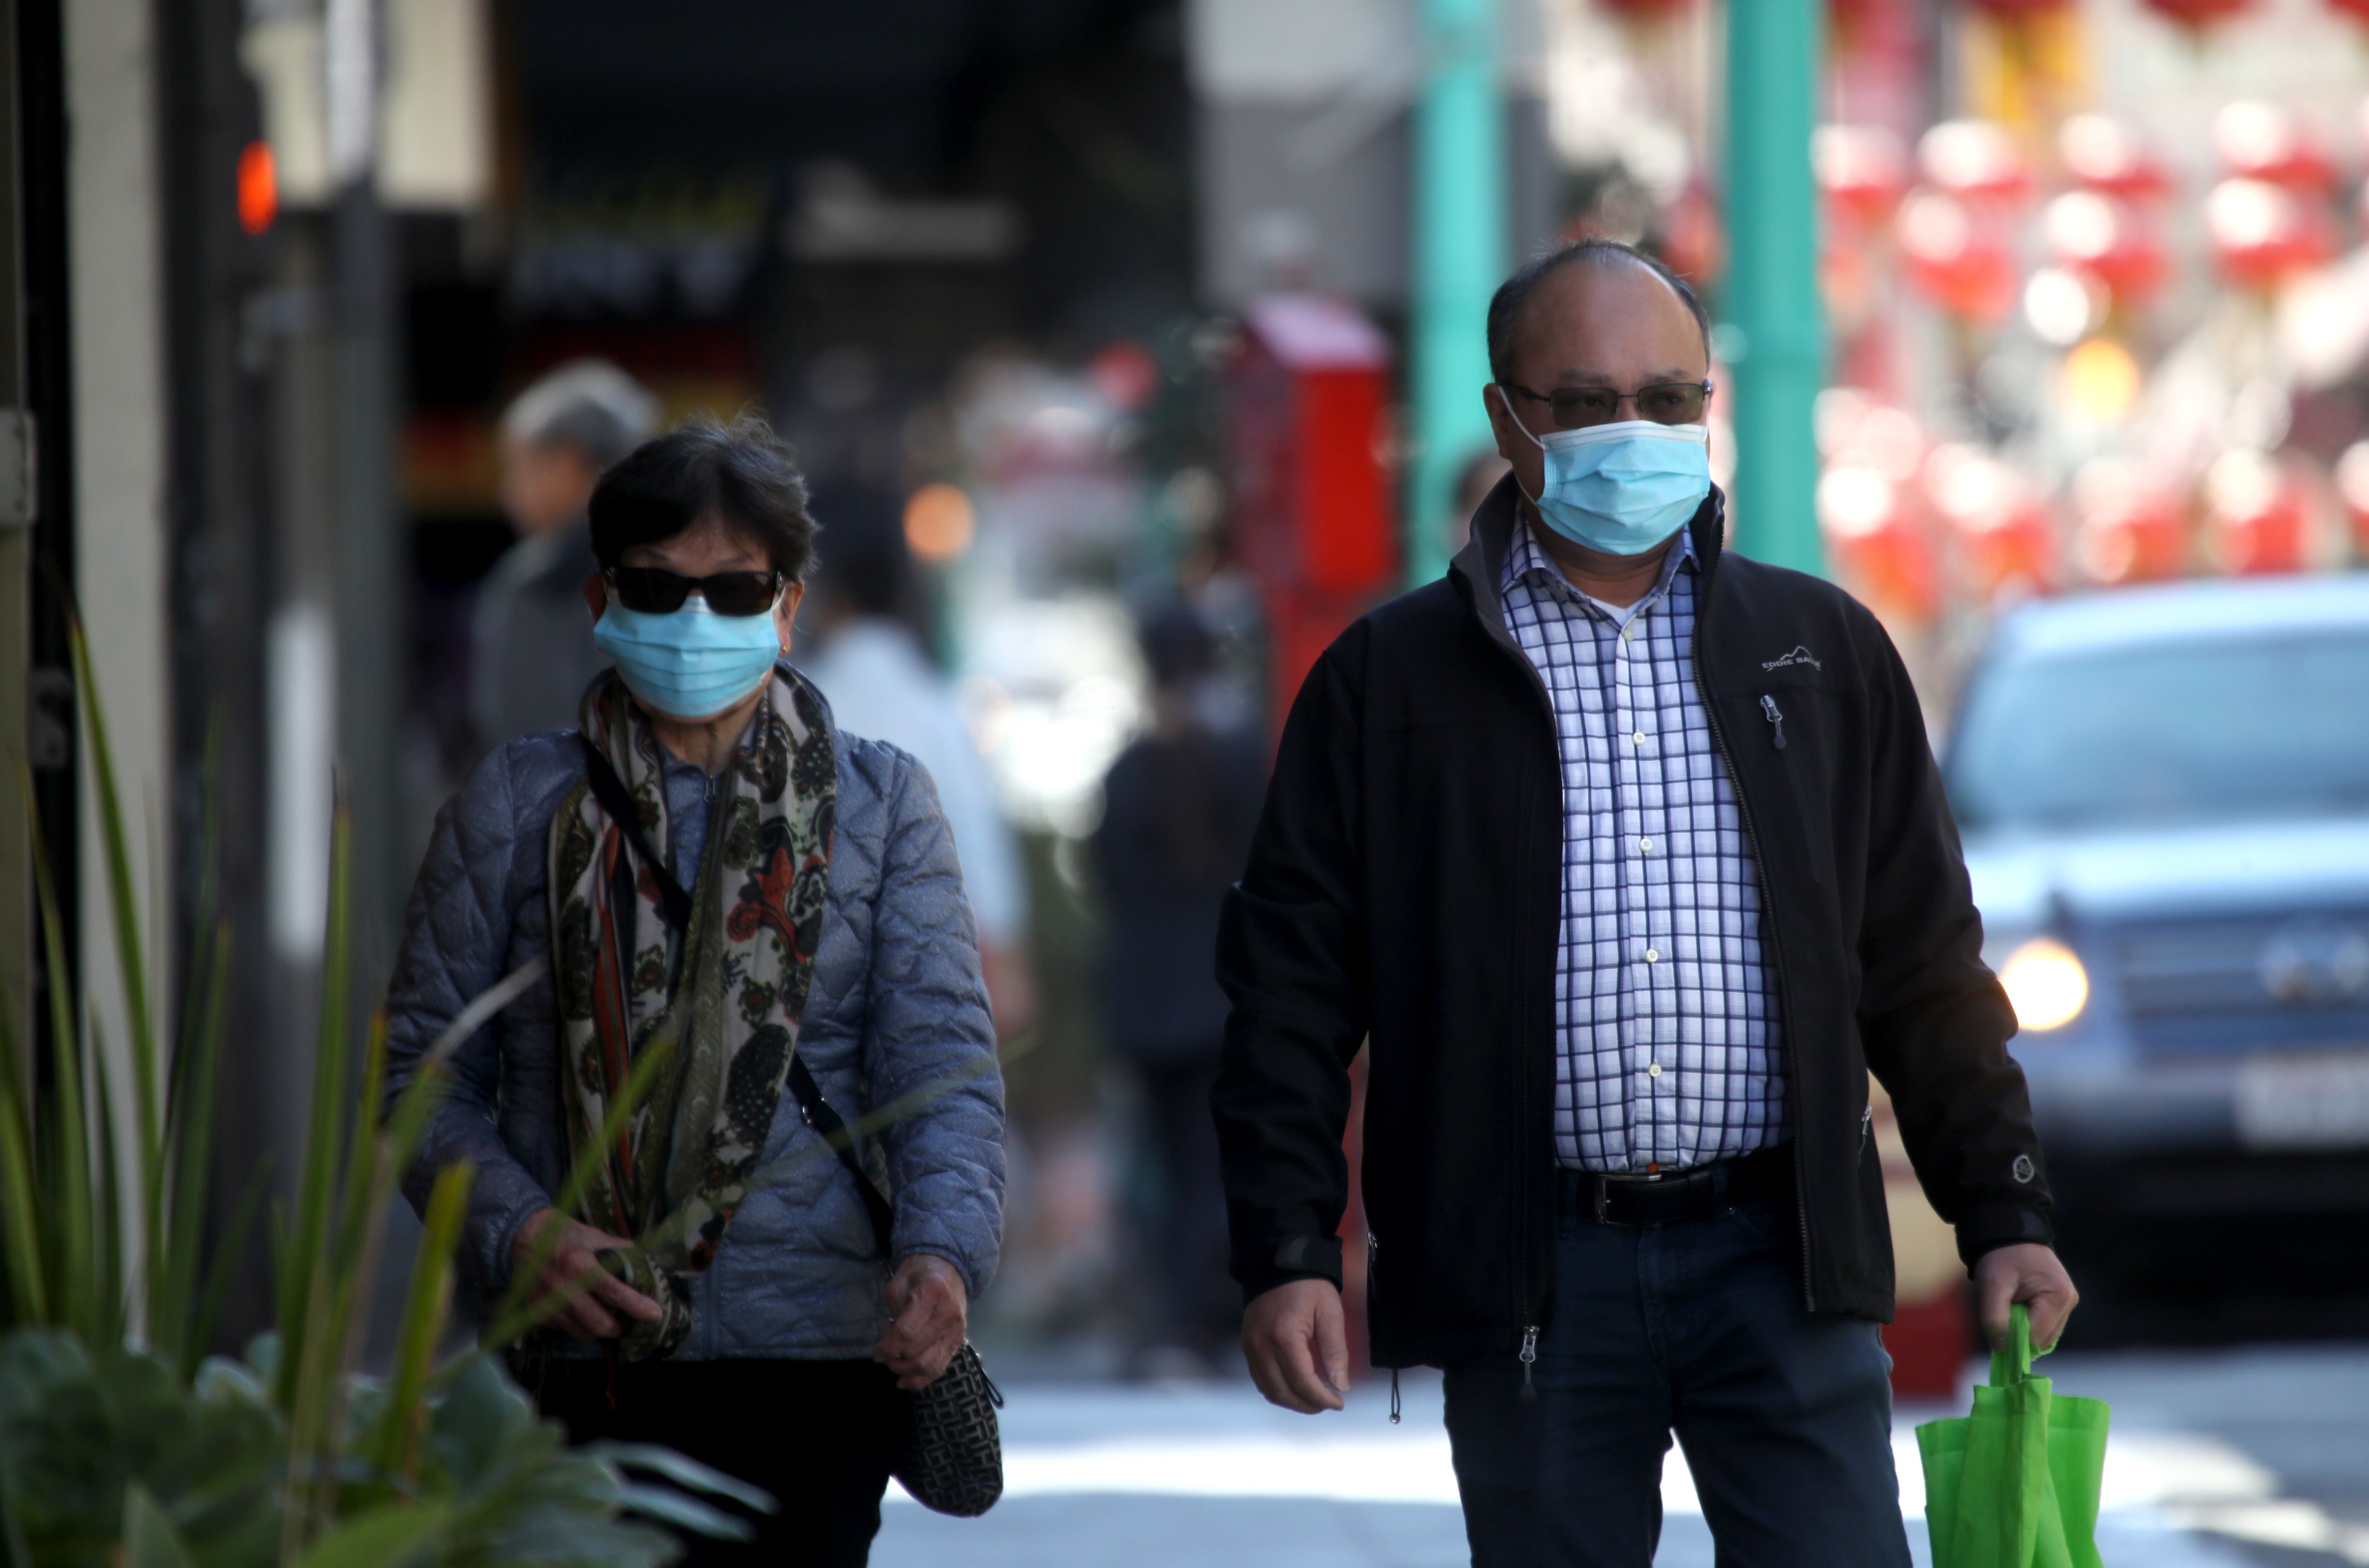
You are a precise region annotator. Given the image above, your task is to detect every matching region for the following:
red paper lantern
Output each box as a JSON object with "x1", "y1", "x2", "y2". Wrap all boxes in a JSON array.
[
  {"x1": 2332, "y1": 0, "x2": 2369, "y2": 23},
  {"x1": 1926, "y1": 444, "x2": 2057, "y2": 598},
  {"x1": 2216, "y1": 101, "x2": 2336, "y2": 191},
  {"x1": 2142, "y1": 0, "x2": 2256, "y2": 25},
  {"x1": 1815, "y1": 124, "x2": 1911, "y2": 227},
  {"x1": 2334, "y1": 440, "x2": 2369, "y2": 559},
  {"x1": 2206, "y1": 178, "x2": 2336, "y2": 289},
  {"x1": 2202, "y1": 449, "x2": 2308, "y2": 574},
  {"x1": 2058, "y1": 115, "x2": 2170, "y2": 201},
  {"x1": 1897, "y1": 190, "x2": 2018, "y2": 320},
  {"x1": 1964, "y1": 0, "x2": 2074, "y2": 13},
  {"x1": 1819, "y1": 463, "x2": 1940, "y2": 620},
  {"x1": 2072, "y1": 458, "x2": 2188, "y2": 584},
  {"x1": 1917, "y1": 119, "x2": 2029, "y2": 206},
  {"x1": 2043, "y1": 191, "x2": 2168, "y2": 303},
  {"x1": 1597, "y1": 0, "x2": 1695, "y2": 16},
  {"x1": 1658, "y1": 182, "x2": 1725, "y2": 287}
]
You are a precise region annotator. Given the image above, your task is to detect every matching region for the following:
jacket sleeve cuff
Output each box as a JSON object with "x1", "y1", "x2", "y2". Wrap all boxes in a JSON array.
[
  {"x1": 1953, "y1": 1201, "x2": 2055, "y2": 1270},
  {"x1": 1235, "y1": 1233, "x2": 1344, "y2": 1304}
]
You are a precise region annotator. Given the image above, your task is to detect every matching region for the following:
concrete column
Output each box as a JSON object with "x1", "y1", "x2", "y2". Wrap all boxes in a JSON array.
[{"x1": 66, "y1": 0, "x2": 171, "y2": 1305}]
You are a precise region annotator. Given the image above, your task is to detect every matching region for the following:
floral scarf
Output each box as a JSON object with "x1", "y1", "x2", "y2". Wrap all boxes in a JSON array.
[{"x1": 547, "y1": 665, "x2": 836, "y2": 1359}]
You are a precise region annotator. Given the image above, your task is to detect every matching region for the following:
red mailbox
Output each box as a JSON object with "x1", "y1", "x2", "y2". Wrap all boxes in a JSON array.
[{"x1": 1227, "y1": 295, "x2": 1398, "y2": 736}]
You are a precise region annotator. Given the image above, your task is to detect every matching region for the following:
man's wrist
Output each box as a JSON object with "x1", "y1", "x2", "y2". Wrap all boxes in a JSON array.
[
  {"x1": 1237, "y1": 1233, "x2": 1344, "y2": 1304},
  {"x1": 1954, "y1": 1201, "x2": 2055, "y2": 1270}
]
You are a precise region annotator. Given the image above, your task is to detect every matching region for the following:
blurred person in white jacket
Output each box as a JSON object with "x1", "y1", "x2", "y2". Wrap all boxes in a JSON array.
[
  {"x1": 473, "y1": 359, "x2": 659, "y2": 751},
  {"x1": 800, "y1": 484, "x2": 1033, "y2": 1037}
]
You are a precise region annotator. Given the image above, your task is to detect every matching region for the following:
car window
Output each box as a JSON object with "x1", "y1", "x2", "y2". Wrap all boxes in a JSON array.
[{"x1": 1947, "y1": 629, "x2": 2369, "y2": 832}]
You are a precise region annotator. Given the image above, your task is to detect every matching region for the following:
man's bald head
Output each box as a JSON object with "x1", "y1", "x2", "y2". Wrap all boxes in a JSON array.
[{"x1": 1486, "y1": 239, "x2": 1711, "y2": 386}]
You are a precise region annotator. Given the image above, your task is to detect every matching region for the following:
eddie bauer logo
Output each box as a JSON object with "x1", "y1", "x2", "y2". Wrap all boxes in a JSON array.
[{"x1": 1761, "y1": 646, "x2": 1822, "y2": 672}]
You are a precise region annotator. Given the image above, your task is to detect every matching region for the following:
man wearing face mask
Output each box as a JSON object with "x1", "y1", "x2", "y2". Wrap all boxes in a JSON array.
[
  {"x1": 1214, "y1": 239, "x2": 2075, "y2": 1565},
  {"x1": 385, "y1": 415, "x2": 1004, "y2": 1567}
]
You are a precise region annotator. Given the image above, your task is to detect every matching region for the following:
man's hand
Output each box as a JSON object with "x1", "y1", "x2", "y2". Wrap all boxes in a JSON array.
[
  {"x1": 511, "y1": 1207, "x2": 666, "y2": 1341},
  {"x1": 1242, "y1": 1278, "x2": 1348, "y2": 1413},
  {"x1": 874, "y1": 1254, "x2": 969, "y2": 1390},
  {"x1": 1975, "y1": 1242, "x2": 2079, "y2": 1353}
]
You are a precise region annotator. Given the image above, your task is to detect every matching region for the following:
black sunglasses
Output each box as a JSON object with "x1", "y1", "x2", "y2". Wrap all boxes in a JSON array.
[
  {"x1": 606, "y1": 567, "x2": 785, "y2": 618},
  {"x1": 1502, "y1": 379, "x2": 1714, "y2": 430}
]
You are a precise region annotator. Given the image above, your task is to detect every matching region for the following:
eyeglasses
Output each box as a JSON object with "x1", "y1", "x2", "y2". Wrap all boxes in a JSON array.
[
  {"x1": 606, "y1": 567, "x2": 785, "y2": 617},
  {"x1": 1501, "y1": 379, "x2": 1714, "y2": 430}
]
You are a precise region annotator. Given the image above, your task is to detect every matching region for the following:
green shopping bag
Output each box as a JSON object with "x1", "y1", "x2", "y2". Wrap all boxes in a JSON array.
[{"x1": 1915, "y1": 1304, "x2": 2110, "y2": 1568}]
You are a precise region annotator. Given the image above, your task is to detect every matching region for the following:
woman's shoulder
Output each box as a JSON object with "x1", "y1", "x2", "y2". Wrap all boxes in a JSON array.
[{"x1": 447, "y1": 731, "x2": 589, "y2": 850}]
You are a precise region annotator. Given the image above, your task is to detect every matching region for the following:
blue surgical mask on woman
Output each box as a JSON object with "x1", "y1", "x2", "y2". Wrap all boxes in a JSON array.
[
  {"x1": 1495, "y1": 388, "x2": 1712, "y2": 556},
  {"x1": 593, "y1": 596, "x2": 783, "y2": 720}
]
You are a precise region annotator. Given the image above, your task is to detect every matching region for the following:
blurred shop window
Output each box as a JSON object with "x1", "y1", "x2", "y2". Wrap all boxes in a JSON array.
[
  {"x1": 1093, "y1": 603, "x2": 1266, "y2": 1373},
  {"x1": 470, "y1": 361, "x2": 657, "y2": 753},
  {"x1": 800, "y1": 483, "x2": 1033, "y2": 1038}
]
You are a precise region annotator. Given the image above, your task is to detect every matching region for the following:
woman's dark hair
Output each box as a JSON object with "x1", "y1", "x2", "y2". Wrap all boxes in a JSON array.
[
  {"x1": 1484, "y1": 237, "x2": 1711, "y2": 385},
  {"x1": 588, "y1": 412, "x2": 818, "y2": 581}
]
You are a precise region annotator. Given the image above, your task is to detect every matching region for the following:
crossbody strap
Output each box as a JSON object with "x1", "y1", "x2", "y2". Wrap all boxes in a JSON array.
[
  {"x1": 576, "y1": 737, "x2": 694, "y2": 931},
  {"x1": 787, "y1": 1058, "x2": 896, "y2": 1254},
  {"x1": 576, "y1": 735, "x2": 894, "y2": 1256}
]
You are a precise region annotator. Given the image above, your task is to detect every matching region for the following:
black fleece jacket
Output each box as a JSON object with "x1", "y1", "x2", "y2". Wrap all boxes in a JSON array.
[{"x1": 1212, "y1": 479, "x2": 2053, "y2": 1371}]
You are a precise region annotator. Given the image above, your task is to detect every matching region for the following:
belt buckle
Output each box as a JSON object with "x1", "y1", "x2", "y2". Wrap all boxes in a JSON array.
[{"x1": 1592, "y1": 1170, "x2": 1663, "y2": 1227}]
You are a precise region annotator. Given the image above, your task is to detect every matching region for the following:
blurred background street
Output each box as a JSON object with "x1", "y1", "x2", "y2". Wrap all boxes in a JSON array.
[{"x1": 11, "y1": 0, "x2": 2369, "y2": 1558}]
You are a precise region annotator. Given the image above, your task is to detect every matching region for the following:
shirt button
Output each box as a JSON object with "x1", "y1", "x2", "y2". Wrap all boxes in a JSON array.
[
  {"x1": 1644, "y1": 947, "x2": 1660, "y2": 963},
  {"x1": 1620, "y1": 624, "x2": 1636, "y2": 644},
  {"x1": 1631, "y1": 731, "x2": 1645, "y2": 746},
  {"x1": 1647, "y1": 1062, "x2": 1662, "y2": 1079},
  {"x1": 1639, "y1": 837, "x2": 1653, "y2": 852}
]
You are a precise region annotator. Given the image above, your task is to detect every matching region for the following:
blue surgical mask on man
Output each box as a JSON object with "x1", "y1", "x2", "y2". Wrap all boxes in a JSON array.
[
  {"x1": 1494, "y1": 387, "x2": 1712, "y2": 556},
  {"x1": 593, "y1": 596, "x2": 782, "y2": 720}
]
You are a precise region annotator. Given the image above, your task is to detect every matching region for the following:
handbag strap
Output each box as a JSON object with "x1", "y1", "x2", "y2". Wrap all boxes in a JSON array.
[
  {"x1": 787, "y1": 1058, "x2": 898, "y2": 1256},
  {"x1": 1989, "y1": 1301, "x2": 2036, "y2": 1387},
  {"x1": 577, "y1": 735, "x2": 895, "y2": 1256},
  {"x1": 577, "y1": 737, "x2": 694, "y2": 932}
]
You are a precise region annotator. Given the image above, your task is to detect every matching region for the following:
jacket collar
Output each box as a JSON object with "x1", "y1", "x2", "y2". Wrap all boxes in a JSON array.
[{"x1": 1450, "y1": 476, "x2": 1730, "y2": 650}]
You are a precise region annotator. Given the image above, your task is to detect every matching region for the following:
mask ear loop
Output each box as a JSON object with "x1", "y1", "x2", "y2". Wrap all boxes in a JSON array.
[{"x1": 1491, "y1": 384, "x2": 1552, "y2": 515}]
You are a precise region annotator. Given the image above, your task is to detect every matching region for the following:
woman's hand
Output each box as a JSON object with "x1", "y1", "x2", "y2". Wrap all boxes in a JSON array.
[
  {"x1": 511, "y1": 1207, "x2": 666, "y2": 1341},
  {"x1": 873, "y1": 1254, "x2": 968, "y2": 1389}
]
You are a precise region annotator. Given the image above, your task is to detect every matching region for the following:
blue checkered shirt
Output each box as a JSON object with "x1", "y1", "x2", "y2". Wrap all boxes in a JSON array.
[{"x1": 1500, "y1": 518, "x2": 1787, "y2": 1173}]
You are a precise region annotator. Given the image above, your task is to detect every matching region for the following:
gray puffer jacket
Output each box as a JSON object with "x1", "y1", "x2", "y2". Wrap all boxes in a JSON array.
[{"x1": 383, "y1": 724, "x2": 1005, "y2": 1360}]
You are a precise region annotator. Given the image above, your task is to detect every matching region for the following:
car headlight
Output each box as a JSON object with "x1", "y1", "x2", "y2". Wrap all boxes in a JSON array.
[{"x1": 1999, "y1": 937, "x2": 2088, "y2": 1032}]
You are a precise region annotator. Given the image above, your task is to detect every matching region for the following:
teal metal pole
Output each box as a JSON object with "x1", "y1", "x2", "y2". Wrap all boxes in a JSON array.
[
  {"x1": 1721, "y1": 0, "x2": 1828, "y2": 576},
  {"x1": 1408, "y1": 0, "x2": 1506, "y2": 588}
]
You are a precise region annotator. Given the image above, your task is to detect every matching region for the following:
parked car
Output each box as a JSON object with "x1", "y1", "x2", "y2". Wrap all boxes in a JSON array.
[{"x1": 1945, "y1": 575, "x2": 2369, "y2": 1316}]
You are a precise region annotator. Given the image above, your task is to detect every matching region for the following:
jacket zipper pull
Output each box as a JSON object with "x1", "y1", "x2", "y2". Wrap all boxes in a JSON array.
[
  {"x1": 1518, "y1": 1325, "x2": 1539, "y2": 1401},
  {"x1": 1761, "y1": 694, "x2": 1786, "y2": 750},
  {"x1": 1389, "y1": 1368, "x2": 1402, "y2": 1424}
]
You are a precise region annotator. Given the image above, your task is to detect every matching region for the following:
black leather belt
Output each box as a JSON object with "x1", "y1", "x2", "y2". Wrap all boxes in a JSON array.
[{"x1": 1558, "y1": 1141, "x2": 1794, "y2": 1228}]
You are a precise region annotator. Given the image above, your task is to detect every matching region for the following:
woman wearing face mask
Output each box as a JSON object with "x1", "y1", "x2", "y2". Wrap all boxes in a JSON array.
[{"x1": 383, "y1": 414, "x2": 1004, "y2": 1567}]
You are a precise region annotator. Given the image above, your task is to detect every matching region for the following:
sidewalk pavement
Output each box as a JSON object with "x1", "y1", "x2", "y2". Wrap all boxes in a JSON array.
[{"x1": 874, "y1": 1349, "x2": 2369, "y2": 1567}]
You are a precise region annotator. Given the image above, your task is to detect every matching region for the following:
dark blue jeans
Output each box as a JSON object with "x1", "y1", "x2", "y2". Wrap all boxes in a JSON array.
[{"x1": 1441, "y1": 1189, "x2": 1913, "y2": 1568}]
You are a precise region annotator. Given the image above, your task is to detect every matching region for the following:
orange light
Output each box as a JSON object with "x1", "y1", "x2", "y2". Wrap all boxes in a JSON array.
[
  {"x1": 237, "y1": 140, "x2": 277, "y2": 236},
  {"x1": 904, "y1": 483, "x2": 975, "y2": 562}
]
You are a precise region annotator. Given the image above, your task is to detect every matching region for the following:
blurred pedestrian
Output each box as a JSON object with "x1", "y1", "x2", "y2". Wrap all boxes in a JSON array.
[
  {"x1": 1215, "y1": 238, "x2": 2077, "y2": 1566},
  {"x1": 1094, "y1": 605, "x2": 1265, "y2": 1373},
  {"x1": 472, "y1": 359, "x2": 658, "y2": 751},
  {"x1": 800, "y1": 484, "x2": 1034, "y2": 1038},
  {"x1": 386, "y1": 417, "x2": 1004, "y2": 1567}
]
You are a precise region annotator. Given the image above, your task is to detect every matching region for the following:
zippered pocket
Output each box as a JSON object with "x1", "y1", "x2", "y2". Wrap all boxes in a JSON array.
[
  {"x1": 1761, "y1": 694, "x2": 1786, "y2": 749},
  {"x1": 1860, "y1": 1105, "x2": 1873, "y2": 1153}
]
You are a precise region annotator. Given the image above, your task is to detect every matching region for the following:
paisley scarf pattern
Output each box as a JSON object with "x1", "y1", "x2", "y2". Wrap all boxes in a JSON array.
[{"x1": 547, "y1": 663, "x2": 836, "y2": 1359}]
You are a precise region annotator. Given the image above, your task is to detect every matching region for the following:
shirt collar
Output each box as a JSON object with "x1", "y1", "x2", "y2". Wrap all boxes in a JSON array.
[{"x1": 1503, "y1": 510, "x2": 1696, "y2": 615}]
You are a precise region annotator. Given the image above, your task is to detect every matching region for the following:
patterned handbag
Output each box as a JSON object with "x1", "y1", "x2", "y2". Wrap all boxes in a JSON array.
[{"x1": 787, "y1": 1057, "x2": 1006, "y2": 1517}]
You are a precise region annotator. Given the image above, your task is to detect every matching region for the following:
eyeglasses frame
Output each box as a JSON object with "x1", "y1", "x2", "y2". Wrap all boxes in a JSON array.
[{"x1": 1498, "y1": 378, "x2": 1716, "y2": 429}]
